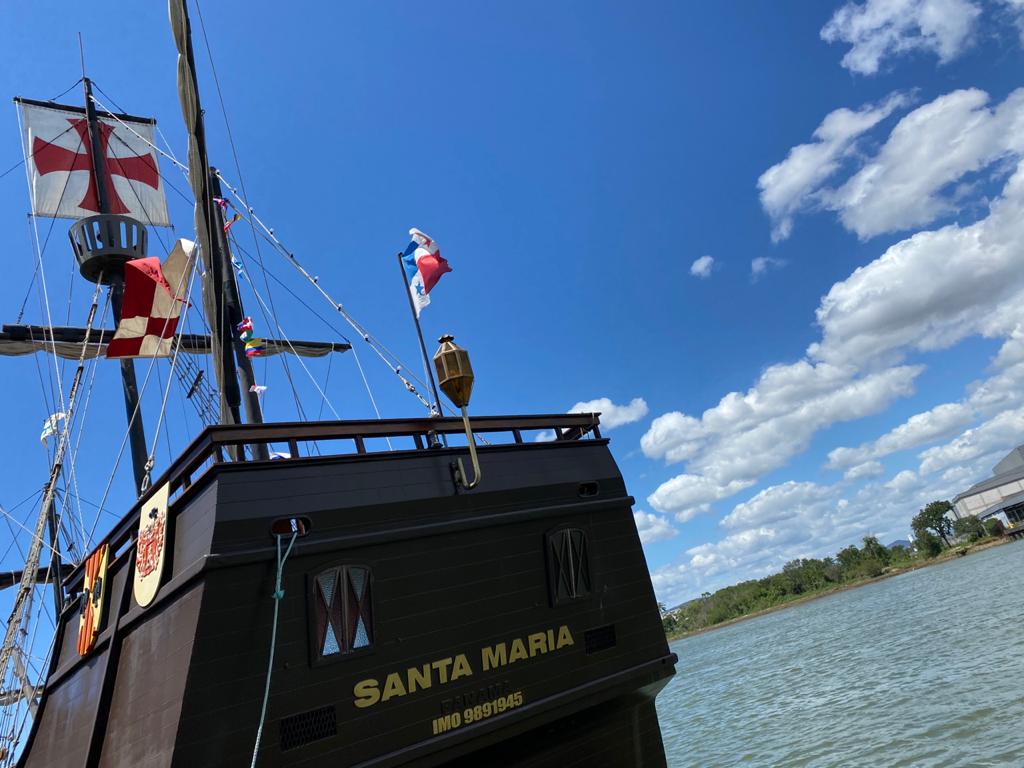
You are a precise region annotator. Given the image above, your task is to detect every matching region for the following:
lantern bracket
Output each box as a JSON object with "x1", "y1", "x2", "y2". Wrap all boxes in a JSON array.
[{"x1": 452, "y1": 406, "x2": 482, "y2": 491}]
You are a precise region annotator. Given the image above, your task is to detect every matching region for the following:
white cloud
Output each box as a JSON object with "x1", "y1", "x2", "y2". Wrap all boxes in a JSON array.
[
  {"x1": 690, "y1": 255, "x2": 715, "y2": 278},
  {"x1": 651, "y1": 461, "x2": 971, "y2": 605},
  {"x1": 1002, "y1": 0, "x2": 1024, "y2": 44},
  {"x1": 844, "y1": 460, "x2": 885, "y2": 480},
  {"x1": 918, "y1": 406, "x2": 1024, "y2": 475},
  {"x1": 826, "y1": 402, "x2": 974, "y2": 469},
  {"x1": 534, "y1": 430, "x2": 555, "y2": 443},
  {"x1": 648, "y1": 91, "x2": 1024, "y2": 559},
  {"x1": 633, "y1": 510, "x2": 678, "y2": 545},
  {"x1": 568, "y1": 397, "x2": 648, "y2": 429},
  {"x1": 751, "y1": 256, "x2": 787, "y2": 279},
  {"x1": 645, "y1": 157, "x2": 1024, "y2": 521},
  {"x1": 757, "y1": 93, "x2": 907, "y2": 241},
  {"x1": 647, "y1": 149, "x2": 1024, "y2": 521},
  {"x1": 644, "y1": 362, "x2": 921, "y2": 518},
  {"x1": 810, "y1": 157, "x2": 1024, "y2": 367},
  {"x1": 761, "y1": 88, "x2": 1024, "y2": 242},
  {"x1": 827, "y1": 88, "x2": 1024, "y2": 238},
  {"x1": 821, "y1": 0, "x2": 982, "y2": 75},
  {"x1": 648, "y1": 475, "x2": 755, "y2": 523},
  {"x1": 885, "y1": 469, "x2": 920, "y2": 493},
  {"x1": 720, "y1": 481, "x2": 834, "y2": 530}
]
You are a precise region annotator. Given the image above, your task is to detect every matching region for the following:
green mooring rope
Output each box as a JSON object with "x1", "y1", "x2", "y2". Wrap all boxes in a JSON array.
[{"x1": 250, "y1": 525, "x2": 299, "y2": 768}]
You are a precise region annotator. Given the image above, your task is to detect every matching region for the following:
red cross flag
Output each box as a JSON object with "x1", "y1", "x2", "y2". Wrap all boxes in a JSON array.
[
  {"x1": 106, "y1": 239, "x2": 195, "y2": 359},
  {"x1": 17, "y1": 100, "x2": 170, "y2": 226}
]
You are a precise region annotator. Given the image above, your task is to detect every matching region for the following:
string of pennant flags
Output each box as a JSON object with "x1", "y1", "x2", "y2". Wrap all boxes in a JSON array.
[
  {"x1": 236, "y1": 316, "x2": 266, "y2": 358},
  {"x1": 214, "y1": 196, "x2": 242, "y2": 233}
]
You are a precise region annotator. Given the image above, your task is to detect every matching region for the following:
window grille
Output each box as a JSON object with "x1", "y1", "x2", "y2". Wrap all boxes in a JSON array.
[
  {"x1": 546, "y1": 528, "x2": 592, "y2": 605},
  {"x1": 313, "y1": 565, "x2": 373, "y2": 659}
]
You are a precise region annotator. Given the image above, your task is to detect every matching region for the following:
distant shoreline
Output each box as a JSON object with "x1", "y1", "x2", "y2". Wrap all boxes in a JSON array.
[{"x1": 665, "y1": 537, "x2": 1014, "y2": 644}]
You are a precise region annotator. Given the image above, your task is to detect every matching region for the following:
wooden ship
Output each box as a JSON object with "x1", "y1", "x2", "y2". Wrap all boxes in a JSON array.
[{"x1": 0, "y1": 2, "x2": 678, "y2": 766}]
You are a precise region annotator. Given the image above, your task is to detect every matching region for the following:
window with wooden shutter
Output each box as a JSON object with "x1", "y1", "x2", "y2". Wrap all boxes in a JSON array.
[
  {"x1": 313, "y1": 565, "x2": 373, "y2": 661},
  {"x1": 545, "y1": 527, "x2": 592, "y2": 606}
]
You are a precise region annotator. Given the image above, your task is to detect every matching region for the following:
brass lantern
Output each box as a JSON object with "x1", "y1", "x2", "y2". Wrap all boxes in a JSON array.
[
  {"x1": 433, "y1": 334, "x2": 481, "y2": 490},
  {"x1": 433, "y1": 334, "x2": 474, "y2": 407}
]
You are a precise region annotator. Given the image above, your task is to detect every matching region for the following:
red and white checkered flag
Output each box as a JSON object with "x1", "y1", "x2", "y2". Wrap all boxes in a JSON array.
[{"x1": 106, "y1": 239, "x2": 195, "y2": 359}]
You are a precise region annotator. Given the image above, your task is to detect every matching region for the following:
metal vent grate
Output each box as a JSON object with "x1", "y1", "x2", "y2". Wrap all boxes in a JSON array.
[
  {"x1": 280, "y1": 705, "x2": 337, "y2": 751},
  {"x1": 584, "y1": 624, "x2": 617, "y2": 655}
]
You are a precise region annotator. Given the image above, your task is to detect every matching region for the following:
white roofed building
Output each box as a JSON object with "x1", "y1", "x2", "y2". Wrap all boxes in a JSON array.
[{"x1": 952, "y1": 445, "x2": 1024, "y2": 527}]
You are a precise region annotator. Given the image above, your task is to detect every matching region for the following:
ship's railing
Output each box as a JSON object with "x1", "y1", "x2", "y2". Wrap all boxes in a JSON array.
[{"x1": 64, "y1": 413, "x2": 602, "y2": 593}]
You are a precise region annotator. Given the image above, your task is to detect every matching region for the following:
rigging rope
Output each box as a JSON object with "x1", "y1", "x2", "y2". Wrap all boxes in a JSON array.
[
  {"x1": 0, "y1": 273, "x2": 105, "y2": 720},
  {"x1": 83, "y1": 95, "x2": 439, "y2": 415},
  {"x1": 87, "y1": 248, "x2": 200, "y2": 545},
  {"x1": 140, "y1": 255, "x2": 200, "y2": 492},
  {"x1": 249, "y1": 526, "x2": 298, "y2": 768}
]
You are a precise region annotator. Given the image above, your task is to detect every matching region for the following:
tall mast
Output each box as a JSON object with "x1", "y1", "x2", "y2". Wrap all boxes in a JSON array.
[
  {"x1": 209, "y1": 169, "x2": 266, "y2": 438},
  {"x1": 169, "y1": 0, "x2": 264, "y2": 445},
  {"x1": 82, "y1": 76, "x2": 150, "y2": 495}
]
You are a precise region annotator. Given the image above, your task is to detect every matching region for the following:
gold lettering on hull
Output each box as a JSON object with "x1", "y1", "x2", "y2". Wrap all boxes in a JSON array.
[{"x1": 353, "y1": 625, "x2": 575, "y2": 709}]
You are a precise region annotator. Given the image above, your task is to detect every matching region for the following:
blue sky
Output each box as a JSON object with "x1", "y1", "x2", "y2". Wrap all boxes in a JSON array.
[{"x1": 1, "y1": 0, "x2": 1023, "y2": 610}]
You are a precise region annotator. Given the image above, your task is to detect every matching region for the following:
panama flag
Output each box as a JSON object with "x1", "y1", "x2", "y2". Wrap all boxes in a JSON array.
[{"x1": 401, "y1": 228, "x2": 452, "y2": 317}]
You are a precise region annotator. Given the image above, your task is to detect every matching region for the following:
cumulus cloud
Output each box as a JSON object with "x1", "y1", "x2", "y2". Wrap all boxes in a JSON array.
[
  {"x1": 650, "y1": 458, "x2": 982, "y2": 605},
  {"x1": 844, "y1": 460, "x2": 885, "y2": 480},
  {"x1": 648, "y1": 475, "x2": 755, "y2": 523},
  {"x1": 690, "y1": 255, "x2": 715, "y2": 278},
  {"x1": 760, "y1": 88, "x2": 1024, "y2": 242},
  {"x1": 568, "y1": 397, "x2": 648, "y2": 429},
  {"x1": 810, "y1": 156, "x2": 1024, "y2": 367},
  {"x1": 1002, "y1": 0, "x2": 1024, "y2": 44},
  {"x1": 885, "y1": 469, "x2": 920, "y2": 493},
  {"x1": 633, "y1": 510, "x2": 678, "y2": 545},
  {"x1": 751, "y1": 256, "x2": 787, "y2": 280},
  {"x1": 827, "y1": 88, "x2": 1024, "y2": 238},
  {"x1": 826, "y1": 402, "x2": 974, "y2": 470},
  {"x1": 646, "y1": 152, "x2": 1024, "y2": 522},
  {"x1": 757, "y1": 93, "x2": 907, "y2": 241},
  {"x1": 918, "y1": 406, "x2": 1024, "y2": 475},
  {"x1": 821, "y1": 0, "x2": 982, "y2": 75},
  {"x1": 651, "y1": 476, "x2": 898, "y2": 604},
  {"x1": 644, "y1": 362, "x2": 921, "y2": 518},
  {"x1": 720, "y1": 481, "x2": 834, "y2": 530}
]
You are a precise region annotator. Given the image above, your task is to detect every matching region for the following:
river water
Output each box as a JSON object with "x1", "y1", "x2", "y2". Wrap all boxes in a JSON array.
[{"x1": 657, "y1": 541, "x2": 1024, "y2": 767}]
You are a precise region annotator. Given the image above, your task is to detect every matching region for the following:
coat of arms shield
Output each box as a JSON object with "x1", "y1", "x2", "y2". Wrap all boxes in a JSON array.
[
  {"x1": 77, "y1": 543, "x2": 109, "y2": 655},
  {"x1": 133, "y1": 482, "x2": 169, "y2": 607}
]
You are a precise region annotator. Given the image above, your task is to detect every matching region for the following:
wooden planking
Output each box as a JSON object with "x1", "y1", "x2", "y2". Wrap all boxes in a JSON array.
[
  {"x1": 98, "y1": 582, "x2": 204, "y2": 767},
  {"x1": 23, "y1": 653, "x2": 108, "y2": 768},
  {"x1": 21, "y1": 434, "x2": 674, "y2": 767},
  {"x1": 166, "y1": 442, "x2": 670, "y2": 765}
]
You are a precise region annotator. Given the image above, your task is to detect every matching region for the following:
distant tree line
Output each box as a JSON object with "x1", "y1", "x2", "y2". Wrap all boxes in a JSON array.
[{"x1": 660, "y1": 501, "x2": 1004, "y2": 637}]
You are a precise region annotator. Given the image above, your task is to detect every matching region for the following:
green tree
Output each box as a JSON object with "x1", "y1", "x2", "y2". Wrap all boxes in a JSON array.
[
  {"x1": 888, "y1": 544, "x2": 912, "y2": 564},
  {"x1": 914, "y1": 530, "x2": 943, "y2": 558},
  {"x1": 861, "y1": 535, "x2": 892, "y2": 566},
  {"x1": 912, "y1": 500, "x2": 954, "y2": 547},
  {"x1": 984, "y1": 518, "x2": 1005, "y2": 538},
  {"x1": 952, "y1": 515, "x2": 986, "y2": 542},
  {"x1": 836, "y1": 545, "x2": 862, "y2": 578}
]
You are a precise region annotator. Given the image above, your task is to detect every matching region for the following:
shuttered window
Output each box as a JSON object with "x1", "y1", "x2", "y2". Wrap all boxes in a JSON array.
[
  {"x1": 546, "y1": 528, "x2": 592, "y2": 605},
  {"x1": 313, "y1": 566, "x2": 373, "y2": 660}
]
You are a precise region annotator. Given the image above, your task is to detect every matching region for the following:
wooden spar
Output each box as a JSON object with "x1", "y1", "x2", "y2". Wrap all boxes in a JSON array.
[
  {"x1": 82, "y1": 76, "x2": 150, "y2": 497},
  {"x1": 168, "y1": 0, "x2": 243, "y2": 434},
  {"x1": 0, "y1": 324, "x2": 351, "y2": 359}
]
